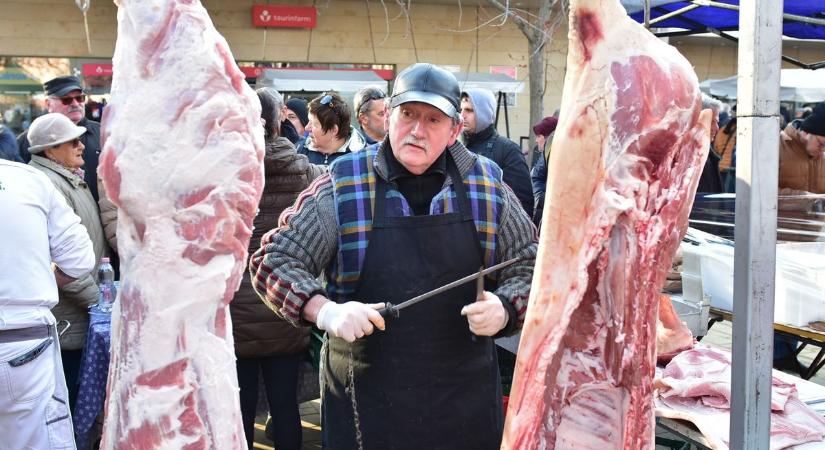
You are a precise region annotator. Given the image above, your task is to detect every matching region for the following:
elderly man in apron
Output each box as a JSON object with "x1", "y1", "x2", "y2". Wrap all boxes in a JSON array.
[
  {"x1": 251, "y1": 63, "x2": 537, "y2": 450},
  {"x1": 0, "y1": 159, "x2": 95, "y2": 449}
]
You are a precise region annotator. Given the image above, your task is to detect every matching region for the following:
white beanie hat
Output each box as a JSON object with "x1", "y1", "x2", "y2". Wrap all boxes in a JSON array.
[{"x1": 27, "y1": 113, "x2": 86, "y2": 154}]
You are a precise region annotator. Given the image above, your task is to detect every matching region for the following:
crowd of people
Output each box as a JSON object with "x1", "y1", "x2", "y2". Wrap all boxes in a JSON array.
[{"x1": 1, "y1": 65, "x2": 822, "y2": 449}]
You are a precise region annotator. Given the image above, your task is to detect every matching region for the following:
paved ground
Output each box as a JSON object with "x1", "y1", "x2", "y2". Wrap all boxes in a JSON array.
[{"x1": 250, "y1": 320, "x2": 825, "y2": 449}]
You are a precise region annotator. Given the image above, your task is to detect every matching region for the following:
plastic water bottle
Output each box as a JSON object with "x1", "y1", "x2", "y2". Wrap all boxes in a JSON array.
[{"x1": 97, "y1": 257, "x2": 116, "y2": 313}]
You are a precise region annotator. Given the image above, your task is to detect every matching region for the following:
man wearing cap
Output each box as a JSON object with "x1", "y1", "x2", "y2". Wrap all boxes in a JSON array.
[
  {"x1": 779, "y1": 102, "x2": 825, "y2": 197},
  {"x1": 26, "y1": 113, "x2": 109, "y2": 409},
  {"x1": 18, "y1": 76, "x2": 103, "y2": 202},
  {"x1": 250, "y1": 63, "x2": 536, "y2": 449},
  {"x1": 353, "y1": 86, "x2": 388, "y2": 145},
  {"x1": 1, "y1": 157, "x2": 94, "y2": 449},
  {"x1": 460, "y1": 88, "x2": 534, "y2": 218}
]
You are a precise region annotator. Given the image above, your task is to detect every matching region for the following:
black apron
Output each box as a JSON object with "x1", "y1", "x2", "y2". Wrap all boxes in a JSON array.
[{"x1": 321, "y1": 155, "x2": 503, "y2": 450}]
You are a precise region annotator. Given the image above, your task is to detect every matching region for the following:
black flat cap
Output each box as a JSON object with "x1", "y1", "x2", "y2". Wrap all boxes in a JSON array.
[
  {"x1": 801, "y1": 103, "x2": 825, "y2": 136},
  {"x1": 390, "y1": 63, "x2": 460, "y2": 117},
  {"x1": 44, "y1": 76, "x2": 84, "y2": 97}
]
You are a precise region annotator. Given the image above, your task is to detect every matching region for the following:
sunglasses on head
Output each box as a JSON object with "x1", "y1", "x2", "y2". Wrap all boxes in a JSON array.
[
  {"x1": 320, "y1": 94, "x2": 335, "y2": 108},
  {"x1": 56, "y1": 95, "x2": 86, "y2": 105},
  {"x1": 359, "y1": 91, "x2": 386, "y2": 113}
]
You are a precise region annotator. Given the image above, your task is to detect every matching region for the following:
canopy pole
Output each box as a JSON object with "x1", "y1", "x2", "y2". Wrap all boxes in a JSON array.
[
  {"x1": 643, "y1": 0, "x2": 650, "y2": 28},
  {"x1": 729, "y1": 0, "x2": 782, "y2": 448}
]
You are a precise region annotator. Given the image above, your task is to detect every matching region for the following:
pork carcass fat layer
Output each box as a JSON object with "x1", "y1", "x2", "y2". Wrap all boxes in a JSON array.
[
  {"x1": 654, "y1": 347, "x2": 825, "y2": 450},
  {"x1": 500, "y1": 0, "x2": 711, "y2": 447},
  {"x1": 656, "y1": 294, "x2": 695, "y2": 364},
  {"x1": 97, "y1": 1, "x2": 264, "y2": 448}
]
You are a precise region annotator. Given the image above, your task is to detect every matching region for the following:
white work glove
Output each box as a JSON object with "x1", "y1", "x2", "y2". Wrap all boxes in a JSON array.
[
  {"x1": 460, "y1": 291, "x2": 508, "y2": 336},
  {"x1": 316, "y1": 301, "x2": 386, "y2": 343}
]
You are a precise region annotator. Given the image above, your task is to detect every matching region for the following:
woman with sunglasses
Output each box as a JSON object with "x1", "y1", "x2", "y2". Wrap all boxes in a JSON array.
[
  {"x1": 296, "y1": 92, "x2": 366, "y2": 165},
  {"x1": 26, "y1": 113, "x2": 110, "y2": 410}
]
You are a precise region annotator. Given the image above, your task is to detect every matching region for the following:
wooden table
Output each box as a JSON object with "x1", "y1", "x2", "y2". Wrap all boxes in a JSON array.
[{"x1": 709, "y1": 307, "x2": 825, "y2": 380}]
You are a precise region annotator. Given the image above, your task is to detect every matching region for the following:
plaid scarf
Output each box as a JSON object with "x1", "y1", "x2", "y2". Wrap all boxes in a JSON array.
[{"x1": 324, "y1": 145, "x2": 504, "y2": 301}]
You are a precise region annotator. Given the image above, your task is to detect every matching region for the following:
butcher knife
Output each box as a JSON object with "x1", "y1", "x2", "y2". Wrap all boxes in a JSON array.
[{"x1": 378, "y1": 257, "x2": 520, "y2": 319}]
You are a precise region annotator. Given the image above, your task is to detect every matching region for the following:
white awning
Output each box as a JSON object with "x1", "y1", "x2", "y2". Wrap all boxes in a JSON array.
[
  {"x1": 700, "y1": 69, "x2": 825, "y2": 103},
  {"x1": 453, "y1": 72, "x2": 525, "y2": 94},
  {"x1": 256, "y1": 69, "x2": 388, "y2": 93}
]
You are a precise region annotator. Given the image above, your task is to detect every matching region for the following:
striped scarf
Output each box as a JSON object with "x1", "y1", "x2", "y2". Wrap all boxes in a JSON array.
[{"x1": 324, "y1": 145, "x2": 505, "y2": 301}]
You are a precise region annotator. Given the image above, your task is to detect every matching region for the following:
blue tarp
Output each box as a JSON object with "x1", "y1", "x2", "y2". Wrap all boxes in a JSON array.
[{"x1": 623, "y1": 0, "x2": 825, "y2": 40}]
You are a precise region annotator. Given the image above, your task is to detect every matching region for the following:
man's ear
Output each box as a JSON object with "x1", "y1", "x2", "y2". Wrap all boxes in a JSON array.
[
  {"x1": 383, "y1": 104, "x2": 391, "y2": 130},
  {"x1": 446, "y1": 120, "x2": 463, "y2": 146}
]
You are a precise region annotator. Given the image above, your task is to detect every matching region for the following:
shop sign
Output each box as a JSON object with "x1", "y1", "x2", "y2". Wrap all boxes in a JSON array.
[
  {"x1": 83, "y1": 64, "x2": 113, "y2": 77},
  {"x1": 490, "y1": 65, "x2": 517, "y2": 79},
  {"x1": 252, "y1": 5, "x2": 317, "y2": 28}
]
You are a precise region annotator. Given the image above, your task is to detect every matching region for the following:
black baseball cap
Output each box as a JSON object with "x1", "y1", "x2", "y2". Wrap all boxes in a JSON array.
[
  {"x1": 44, "y1": 76, "x2": 85, "y2": 97},
  {"x1": 390, "y1": 63, "x2": 460, "y2": 117}
]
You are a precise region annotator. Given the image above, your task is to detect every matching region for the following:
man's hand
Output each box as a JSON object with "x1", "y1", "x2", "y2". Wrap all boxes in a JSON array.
[
  {"x1": 53, "y1": 264, "x2": 76, "y2": 288},
  {"x1": 316, "y1": 301, "x2": 386, "y2": 343},
  {"x1": 461, "y1": 291, "x2": 508, "y2": 336}
]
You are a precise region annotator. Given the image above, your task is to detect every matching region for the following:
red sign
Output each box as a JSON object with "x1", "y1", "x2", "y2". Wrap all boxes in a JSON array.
[
  {"x1": 239, "y1": 66, "x2": 395, "y2": 81},
  {"x1": 83, "y1": 63, "x2": 113, "y2": 77},
  {"x1": 252, "y1": 5, "x2": 317, "y2": 28}
]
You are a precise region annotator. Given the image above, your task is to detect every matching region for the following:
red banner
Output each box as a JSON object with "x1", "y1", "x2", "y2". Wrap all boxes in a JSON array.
[
  {"x1": 252, "y1": 5, "x2": 317, "y2": 28},
  {"x1": 83, "y1": 64, "x2": 113, "y2": 77},
  {"x1": 240, "y1": 66, "x2": 395, "y2": 81}
]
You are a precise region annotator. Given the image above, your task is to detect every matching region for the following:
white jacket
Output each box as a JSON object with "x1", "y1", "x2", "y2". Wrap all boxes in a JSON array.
[{"x1": 0, "y1": 160, "x2": 94, "y2": 329}]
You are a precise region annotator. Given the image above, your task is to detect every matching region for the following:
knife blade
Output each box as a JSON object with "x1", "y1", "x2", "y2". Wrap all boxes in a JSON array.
[{"x1": 378, "y1": 257, "x2": 519, "y2": 319}]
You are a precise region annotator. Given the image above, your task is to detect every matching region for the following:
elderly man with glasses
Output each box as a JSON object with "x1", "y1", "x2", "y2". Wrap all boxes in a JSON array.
[
  {"x1": 19, "y1": 76, "x2": 103, "y2": 202},
  {"x1": 251, "y1": 63, "x2": 536, "y2": 450},
  {"x1": 353, "y1": 86, "x2": 388, "y2": 145},
  {"x1": 26, "y1": 113, "x2": 110, "y2": 411}
]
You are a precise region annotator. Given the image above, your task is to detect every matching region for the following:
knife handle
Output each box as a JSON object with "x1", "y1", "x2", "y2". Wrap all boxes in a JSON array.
[{"x1": 379, "y1": 303, "x2": 399, "y2": 319}]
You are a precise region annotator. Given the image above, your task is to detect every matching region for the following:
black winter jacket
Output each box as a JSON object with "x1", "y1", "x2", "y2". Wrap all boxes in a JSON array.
[
  {"x1": 231, "y1": 137, "x2": 325, "y2": 358},
  {"x1": 464, "y1": 125, "x2": 534, "y2": 218}
]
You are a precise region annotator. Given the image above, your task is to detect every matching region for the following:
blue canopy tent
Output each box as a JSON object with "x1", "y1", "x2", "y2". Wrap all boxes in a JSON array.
[{"x1": 621, "y1": 1, "x2": 825, "y2": 68}]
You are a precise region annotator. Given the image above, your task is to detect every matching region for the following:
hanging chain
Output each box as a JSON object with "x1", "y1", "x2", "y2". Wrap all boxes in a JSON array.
[{"x1": 345, "y1": 349, "x2": 365, "y2": 450}]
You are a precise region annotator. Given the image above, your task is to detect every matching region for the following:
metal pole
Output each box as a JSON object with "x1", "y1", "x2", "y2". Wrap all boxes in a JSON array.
[
  {"x1": 729, "y1": 0, "x2": 782, "y2": 448},
  {"x1": 644, "y1": 0, "x2": 650, "y2": 28}
]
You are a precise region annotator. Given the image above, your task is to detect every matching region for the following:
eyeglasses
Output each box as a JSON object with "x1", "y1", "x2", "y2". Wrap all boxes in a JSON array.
[
  {"x1": 320, "y1": 94, "x2": 335, "y2": 108},
  {"x1": 55, "y1": 95, "x2": 86, "y2": 105},
  {"x1": 319, "y1": 94, "x2": 340, "y2": 120},
  {"x1": 52, "y1": 138, "x2": 82, "y2": 150}
]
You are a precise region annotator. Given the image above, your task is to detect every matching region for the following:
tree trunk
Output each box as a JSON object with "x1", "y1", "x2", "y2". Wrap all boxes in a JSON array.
[{"x1": 526, "y1": 38, "x2": 546, "y2": 168}]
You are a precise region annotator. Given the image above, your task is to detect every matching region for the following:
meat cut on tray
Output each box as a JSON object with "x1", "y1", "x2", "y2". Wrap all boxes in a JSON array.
[
  {"x1": 655, "y1": 346, "x2": 825, "y2": 450},
  {"x1": 656, "y1": 294, "x2": 695, "y2": 364},
  {"x1": 97, "y1": 0, "x2": 264, "y2": 448},
  {"x1": 501, "y1": 0, "x2": 711, "y2": 447}
]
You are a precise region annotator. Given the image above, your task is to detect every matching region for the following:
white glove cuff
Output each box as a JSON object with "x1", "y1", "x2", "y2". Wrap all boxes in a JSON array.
[{"x1": 316, "y1": 301, "x2": 335, "y2": 330}]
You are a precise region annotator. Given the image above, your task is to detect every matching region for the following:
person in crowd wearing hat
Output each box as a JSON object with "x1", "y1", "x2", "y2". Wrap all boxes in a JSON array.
[
  {"x1": 1, "y1": 158, "x2": 95, "y2": 449},
  {"x1": 18, "y1": 75, "x2": 103, "y2": 202},
  {"x1": 296, "y1": 91, "x2": 366, "y2": 166},
  {"x1": 352, "y1": 86, "x2": 388, "y2": 145},
  {"x1": 250, "y1": 63, "x2": 536, "y2": 450},
  {"x1": 460, "y1": 88, "x2": 533, "y2": 218},
  {"x1": 231, "y1": 88, "x2": 325, "y2": 450},
  {"x1": 530, "y1": 115, "x2": 558, "y2": 227},
  {"x1": 26, "y1": 113, "x2": 110, "y2": 409},
  {"x1": 779, "y1": 102, "x2": 825, "y2": 197},
  {"x1": 285, "y1": 97, "x2": 309, "y2": 141},
  {"x1": 0, "y1": 120, "x2": 21, "y2": 162}
]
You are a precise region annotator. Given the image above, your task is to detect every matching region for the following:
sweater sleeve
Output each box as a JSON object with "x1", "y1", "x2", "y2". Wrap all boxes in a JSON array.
[
  {"x1": 249, "y1": 173, "x2": 338, "y2": 326},
  {"x1": 492, "y1": 182, "x2": 538, "y2": 336}
]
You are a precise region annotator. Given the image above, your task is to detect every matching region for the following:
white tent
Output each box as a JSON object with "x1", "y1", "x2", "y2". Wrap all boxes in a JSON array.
[
  {"x1": 452, "y1": 72, "x2": 525, "y2": 94},
  {"x1": 256, "y1": 69, "x2": 388, "y2": 93},
  {"x1": 700, "y1": 69, "x2": 825, "y2": 102}
]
